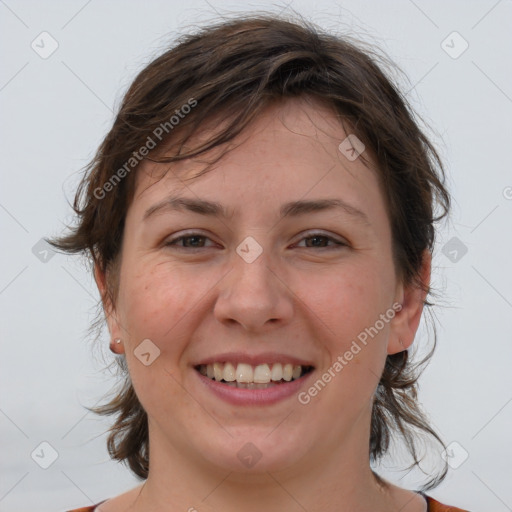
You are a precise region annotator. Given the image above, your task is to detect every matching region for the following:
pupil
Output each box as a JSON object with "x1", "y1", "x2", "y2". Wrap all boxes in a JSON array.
[
  {"x1": 307, "y1": 236, "x2": 326, "y2": 247},
  {"x1": 185, "y1": 236, "x2": 203, "y2": 247}
]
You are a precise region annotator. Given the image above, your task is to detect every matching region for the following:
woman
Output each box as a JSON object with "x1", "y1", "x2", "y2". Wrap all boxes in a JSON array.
[{"x1": 54, "y1": 13, "x2": 469, "y2": 512}]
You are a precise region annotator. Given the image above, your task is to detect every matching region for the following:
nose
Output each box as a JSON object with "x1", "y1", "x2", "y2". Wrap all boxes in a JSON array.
[{"x1": 213, "y1": 245, "x2": 294, "y2": 333}]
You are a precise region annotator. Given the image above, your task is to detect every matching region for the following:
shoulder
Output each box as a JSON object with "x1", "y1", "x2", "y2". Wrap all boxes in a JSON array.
[
  {"x1": 66, "y1": 501, "x2": 106, "y2": 512},
  {"x1": 67, "y1": 483, "x2": 145, "y2": 511},
  {"x1": 68, "y1": 494, "x2": 469, "y2": 512},
  {"x1": 425, "y1": 495, "x2": 471, "y2": 512}
]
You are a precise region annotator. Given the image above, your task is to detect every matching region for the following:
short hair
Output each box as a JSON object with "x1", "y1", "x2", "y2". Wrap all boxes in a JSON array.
[{"x1": 50, "y1": 13, "x2": 451, "y2": 488}]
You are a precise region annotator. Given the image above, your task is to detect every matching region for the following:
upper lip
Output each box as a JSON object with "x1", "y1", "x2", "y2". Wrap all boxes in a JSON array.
[{"x1": 192, "y1": 352, "x2": 315, "y2": 368}]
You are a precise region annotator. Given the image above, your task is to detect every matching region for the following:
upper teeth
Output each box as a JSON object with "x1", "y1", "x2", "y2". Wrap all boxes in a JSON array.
[{"x1": 199, "y1": 362, "x2": 304, "y2": 383}]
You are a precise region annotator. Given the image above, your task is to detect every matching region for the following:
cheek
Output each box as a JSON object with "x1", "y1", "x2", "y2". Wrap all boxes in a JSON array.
[
  {"x1": 298, "y1": 262, "x2": 392, "y2": 401},
  {"x1": 303, "y1": 263, "x2": 391, "y2": 348},
  {"x1": 117, "y1": 263, "x2": 195, "y2": 350},
  {"x1": 116, "y1": 265, "x2": 202, "y2": 414},
  {"x1": 300, "y1": 266, "x2": 389, "y2": 416}
]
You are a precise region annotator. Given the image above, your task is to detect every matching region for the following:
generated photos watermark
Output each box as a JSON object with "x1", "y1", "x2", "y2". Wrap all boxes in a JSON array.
[
  {"x1": 93, "y1": 97, "x2": 198, "y2": 200},
  {"x1": 298, "y1": 302, "x2": 402, "y2": 405}
]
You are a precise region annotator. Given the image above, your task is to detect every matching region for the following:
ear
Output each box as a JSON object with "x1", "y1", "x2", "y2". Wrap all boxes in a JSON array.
[
  {"x1": 387, "y1": 249, "x2": 431, "y2": 355},
  {"x1": 94, "y1": 263, "x2": 125, "y2": 354}
]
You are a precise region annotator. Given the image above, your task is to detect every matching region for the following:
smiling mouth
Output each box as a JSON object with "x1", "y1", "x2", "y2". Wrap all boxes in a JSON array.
[{"x1": 195, "y1": 362, "x2": 314, "y2": 389}]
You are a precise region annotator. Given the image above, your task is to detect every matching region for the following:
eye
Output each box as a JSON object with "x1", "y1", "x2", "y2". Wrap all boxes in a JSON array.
[
  {"x1": 164, "y1": 231, "x2": 347, "y2": 251},
  {"x1": 165, "y1": 232, "x2": 215, "y2": 249},
  {"x1": 294, "y1": 232, "x2": 347, "y2": 249}
]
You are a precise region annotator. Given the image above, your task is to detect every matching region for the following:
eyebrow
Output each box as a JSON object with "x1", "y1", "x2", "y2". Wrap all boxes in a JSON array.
[{"x1": 143, "y1": 196, "x2": 371, "y2": 226}]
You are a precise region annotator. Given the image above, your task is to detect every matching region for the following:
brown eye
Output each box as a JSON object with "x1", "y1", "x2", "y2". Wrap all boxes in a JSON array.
[
  {"x1": 164, "y1": 231, "x2": 347, "y2": 251},
  {"x1": 165, "y1": 233, "x2": 215, "y2": 249},
  {"x1": 296, "y1": 232, "x2": 347, "y2": 249}
]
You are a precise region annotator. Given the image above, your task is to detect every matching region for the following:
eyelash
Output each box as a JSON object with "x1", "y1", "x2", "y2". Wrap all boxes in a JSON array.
[{"x1": 164, "y1": 231, "x2": 348, "y2": 251}]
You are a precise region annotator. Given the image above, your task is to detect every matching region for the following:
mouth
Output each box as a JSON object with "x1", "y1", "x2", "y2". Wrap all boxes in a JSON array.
[{"x1": 194, "y1": 362, "x2": 315, "y2": 389}]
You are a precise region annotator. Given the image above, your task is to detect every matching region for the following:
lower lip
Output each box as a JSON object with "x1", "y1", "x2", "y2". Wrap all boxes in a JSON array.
[{"x1": 195, "y1": 370, "x2": 314, "y2": 406}]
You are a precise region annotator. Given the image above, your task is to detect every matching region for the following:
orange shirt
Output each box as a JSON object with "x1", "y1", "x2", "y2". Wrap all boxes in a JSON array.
[{"x1": 66, "y1": 495, "x2": 469, "y2": 511}]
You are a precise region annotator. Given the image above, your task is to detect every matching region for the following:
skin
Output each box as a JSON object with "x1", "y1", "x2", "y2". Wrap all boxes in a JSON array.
[{"x1": 95, "y1": 96, "x2": 430, "y2": 512}]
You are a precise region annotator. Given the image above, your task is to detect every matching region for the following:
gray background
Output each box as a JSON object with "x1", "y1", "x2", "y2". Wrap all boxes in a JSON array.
[{"x1": 1, "y1": 0, "x2": 511, "y2": 510}]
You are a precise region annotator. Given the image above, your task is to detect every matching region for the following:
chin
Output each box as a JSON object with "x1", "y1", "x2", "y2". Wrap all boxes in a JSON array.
[{"x1": 196, "y1": 428, "x2": 311, "y2": 475}]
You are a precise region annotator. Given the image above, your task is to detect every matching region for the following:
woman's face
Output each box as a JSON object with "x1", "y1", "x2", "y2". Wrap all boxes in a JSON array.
[{"x1": 100, "y1": 97, "x2": 426, "y2": 477}]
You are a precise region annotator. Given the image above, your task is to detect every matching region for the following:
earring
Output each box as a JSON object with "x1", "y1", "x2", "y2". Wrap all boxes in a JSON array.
[
  {"x1": 110, "y1": 338, "x2": 123, "y2": 354},
  {"x1": 398, "y1": 338, "x2": 409, "y2": 353}
]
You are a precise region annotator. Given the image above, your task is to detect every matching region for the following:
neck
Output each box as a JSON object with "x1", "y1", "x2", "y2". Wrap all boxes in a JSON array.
[{"x1": 128, "y1": 415, "x2": 406, "y2": 512}]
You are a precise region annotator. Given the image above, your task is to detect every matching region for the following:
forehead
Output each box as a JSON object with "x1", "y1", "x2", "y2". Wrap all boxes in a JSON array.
[{"x1": 129, "y1": 97, "x2": 386, "y2": 226}]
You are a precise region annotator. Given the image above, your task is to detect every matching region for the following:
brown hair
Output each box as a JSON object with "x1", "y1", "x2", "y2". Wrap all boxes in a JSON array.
[{"x1": 49, "y1": 13, "x2": 451, "y2": 489}]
